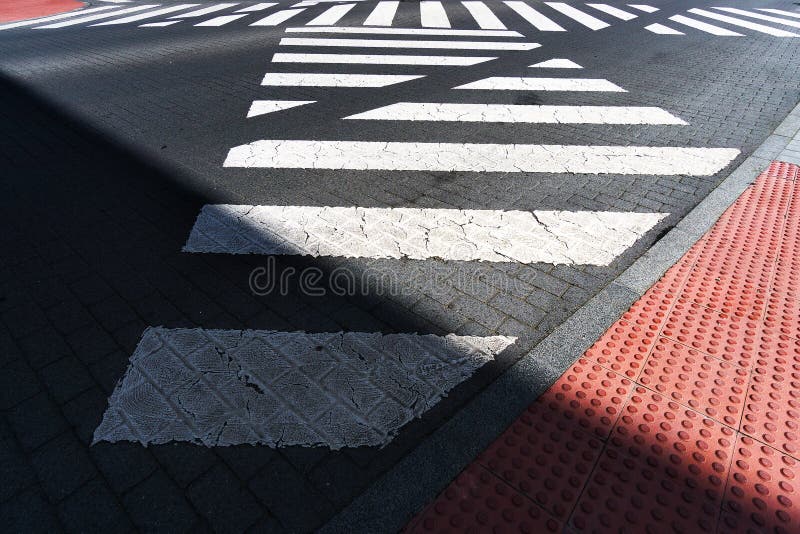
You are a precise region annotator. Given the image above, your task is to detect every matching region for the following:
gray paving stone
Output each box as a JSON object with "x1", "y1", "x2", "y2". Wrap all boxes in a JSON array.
[
  {"x1": 187, "y1": 464, "x2": 263, "y2": 533},
  {"x1": 58, "y1": 479, "x2": 131, "y2": 534},
  {"x1": 122, "y1": 471, "x2": 198, "y2": 532},
  {"x1": 30, "y1": 433, "x2": 97, "y2": 502}
]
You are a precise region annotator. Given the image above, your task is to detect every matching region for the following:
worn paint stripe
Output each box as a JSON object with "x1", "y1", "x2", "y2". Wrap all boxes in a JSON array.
[
  {"x1": 344, "y1": 103, "x2": 687, "y2": 124},
  {"x1": 645, "y1": 22, "x2": 684, "y2": 34},
  {"x1": 688, "y1": 8, "x2": 800, "y2": 36},
  {"x1": 454, "y1": 77, "x2": 625, "y2": 91},
  {"x1": 169, "y1": 3, "x2": 238, "y2": 18},
  {"x1": 283, "y1": 26, "x2": 524, "y2": 36},
  {"x1": 504, "y1": 1, "x2": 565, "y2": 31},
  {"x1": 420, "y1": 1, "x2": 450, "y2": 28},
  {"x1": 713, "y1": 7, "x2": 800, "y2": 29},
  {"x1": 92, "y1": 4, "x2": 200, "y2": 25},
  {"x1": 195, "y1": 14, "x2": 247, "y2": 25},
  {"x1": 544, "y1": 2, "x2": 610, "y2": 30},
  {"x1": 260, "y1": 72, "x2": 423, "y2": 87},
  {"x1": 461, "y1": 1, "x2": 506, "y2": 29},
  {"x1": 185, "y1": 205, "x2": 668, "y2": 265},
  {"x1": 247, "y1": 101, "x2": 316, "y2": 117},
  {"x1": 668, "y1": 14, "x2": 743, "y2": 35},
  {"x1": 272, "y1": 52, "x2": 495, "y2": 65},
  {"x1": 279, "y1": 37, "x2": 539, "y2": 49},
  {"x1": 363, "y1": 0, "x2": 398, "y2": 25},
  {"x1": 628, "y1": 4, "x2": 658, "y2": 13},
  {"x1": 585, "y1": 3, "x2": 637, "y2": 20},
  {"x1": 34, "y1": 4, "x2": 158, "y2": 27},
  {"x1": 529, "y1": 58, "x2": 582, "y2": 68},
  {"x1": 223, "y1": 140, "x2": 740, "y2": 176},
  {"x1": 0, "y1": 6, "x2": 117, "y2": 30},
  {"x1": 251, "y1": 8, "x2": 305, "y2": 25},
  {"x1": 306, "y1": 2, "x2": 356, "y2": 25},
  {"x1": 92, "y1": 327, "x2": 516, "y2": 449}
]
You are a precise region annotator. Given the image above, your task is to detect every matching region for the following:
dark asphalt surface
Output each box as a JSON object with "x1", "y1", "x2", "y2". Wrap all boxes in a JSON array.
[{"x1": 1, "y1": 0, "x2": 800, "y2": 532}]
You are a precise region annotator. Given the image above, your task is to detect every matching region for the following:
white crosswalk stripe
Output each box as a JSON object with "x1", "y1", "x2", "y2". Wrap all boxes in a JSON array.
[
  {"x1": 284, "y1": 26, "x2": 523, "y2": 37},
  {"x1": 34, "y1": 4, "x2": 159, "y2": 28},
  {"x1": 454, "y1": 77, "x2": 626, "y2": 91},
  {"x1": 169, "y1": 3, "x2": 239, "y2": 18},
  {"x1": 586, "y1": 4, "x2": 637, "y2": 21},
  {"x1": 668, "y1": 14, "x2": 744, "y2": 36},
  {"x1": 420, "y1": 1, "x2": 451, "y2": 28},
  {"x1": 279, "y1": 37, "x2": 539, "y2": 50},
  {"x1": 645, "y1": 23, "x2": 684, "y2": 35},
  {"x1": 272, "y1": 52, "x2": 496, "y2": 65},
  {"x1": 628, "y1": 4, "x2": 658, "y2": 13},
  {"x1": 363, "y1": 0, "x2": 398, "y2": 26},
  {"x1": 247, "y1": 100, "x2": 316, "y2": 117},
  {"x1": 0, "y1": 5, "x2": 117, "y2": 30},
  {"x1": 687, "y1": 8, "x2": 800, "y2": 36},
  {"x1": 92, "y1": 4, "x2": 200, "y2": 26},
  {"x1": 196, "y1": 14, "x2": 249, "y2": 26},
  {"x1": 261, "y1": 72, "x2": 424, "y2": 87},
  {"x1": 462, "y1": 1, "x2": 507, "y2": 30},
  {"x1": 234, "y1": 2, "x2": 276, "y2": 12},
  {"x1": 504, "y1": 1, "x2": 565, "y2": 31},
  {"x1": 544, "y1": 2, "x2": 609, "y2": 30},
  {"x1": 306, "y1": 3, "x2": 356, "y2": 25},
  {"x1": 713, "y1": 7, "x2": 800, "y2": 29},
  {"x1": 757, "y1": 8, "x2": 800, "y2": 19},
  {"x1": 530, "y1": 58, "x2": 583, "y2": 68},
  {"x1": 251, "y1": 8, "x2": 306, "y2": 25}
]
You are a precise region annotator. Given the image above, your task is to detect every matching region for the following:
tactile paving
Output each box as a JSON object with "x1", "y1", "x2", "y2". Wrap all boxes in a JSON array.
[{"x1": 584, "y1": 320, "x2": 655, "y2": 380}]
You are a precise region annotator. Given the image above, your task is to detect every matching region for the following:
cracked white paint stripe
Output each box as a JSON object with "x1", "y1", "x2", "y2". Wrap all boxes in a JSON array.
[
  {"x1": 271, "y1": 53, "x2": 496, "y2": 65},
  {"x1": 279, "y1": 37, "x2": 538, "y2": 49},
  {"x1": 344, "y1": 103, "x2": 687, "y2": 124},
  {"x1": 668, "y1": 14, "x2": 743, "y2": 36},
  {"x1": 645, "y1": 23, "x2": 684, "y2": 35},
  {"x1": 35, "y1": 4, "x2": 159, "y2": 28},
  {"x1": 223, "y1": 140, "x2": 739, "y2": 176},
  {"x1": 306, "y1": 3, "x2": 356, "y2": 25},
  {"x1": 184, "y1": 205, "x2": 668, "y2": 265},
  {"x1": 454, "y1": 77, "x2": 626, "y2": 91},
  {"x1": 261, "y1": 73, "x2": 423, "y2": 87},
  {"x1": 247, "y1": 100, "x2": 315, "y2": 117},
  {"x1": 92, "y1": 328, "x2": 515, "y2": 448},
  {"x1": 462, "y1": 1, "x2": 507, "y2": 30},
  {"x1": 529, "y1": 58, "x2": 582, "y2": 68},
  {"x1": 251, "y1": 8, "x2": 305, "y2": 25},
  {"x1": 168, "y1": 3, "x2": 238, "y2": 18},
  {"x1": 0, "y1": 6, "x2": 117, "y2": 30},
  {"x1": 713, "y1": 7, "x2": 800, "y2": 29},
  {"x1": 545, "y1": 2, "x2": 610, "y2": 30},
  {"x1": 92, "y1": 4, "x2": 200, "y2": 25},
  {"x1": 420, "y1": 1, "x2": 450, "y2": 28},
  {"x1": 688, "y1": 8, "x2": 800, "y2": 36},
  {"x1": 586, "y1": 4, "x2": 637, "y2": 21},
  {"x1": 285, "y1": 26, "x2": 523, "y2": 36},
  {"x1": 504, "y1": 1, "x2": 565, "y2": 31},
  {"x1": 628, "y1": 4, "x2": 658, "y2": 13}
]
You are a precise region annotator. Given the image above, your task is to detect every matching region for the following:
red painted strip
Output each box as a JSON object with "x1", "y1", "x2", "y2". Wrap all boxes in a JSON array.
[
  {"x1": 407, "y1": 161, "x2": 800, "y2": 533},
  {"x1": 0, "y1": 0, "x2": 86, "y2": 23}
]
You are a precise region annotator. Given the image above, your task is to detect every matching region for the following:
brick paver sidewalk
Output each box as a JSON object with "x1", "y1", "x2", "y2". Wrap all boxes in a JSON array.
[
  {"x1": 406, "y1": 161, "x2": 800, "y2": 533},
  {"x1": 0, "y1": 0, "x2": 85, "y2": 23}
]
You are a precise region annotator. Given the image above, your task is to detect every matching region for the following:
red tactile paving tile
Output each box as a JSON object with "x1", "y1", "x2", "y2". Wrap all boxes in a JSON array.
[
  {"x1": 639, "y1": 337, "x2": 748, "y2": 427},
  {"x1": 406, "y1": 464, "x2": 562, "y2": 534},
  {"x1": 406, "y1": 162, "x2": 800, "y2": 534},
  {"x1": 720, "y1": 435, "x2": 800, "y2": 534},
  {"x1": 0, "y1": 0, "x2": 85, "y2": 23}
]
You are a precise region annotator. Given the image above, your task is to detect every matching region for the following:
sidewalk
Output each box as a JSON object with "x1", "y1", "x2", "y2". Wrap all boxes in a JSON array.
[
  {"x1": 0, "y1": 0, "x2": 85, "y2": 23},
  {"x1": 404, "y1": 160, "x2": 800, "y2": 532}
]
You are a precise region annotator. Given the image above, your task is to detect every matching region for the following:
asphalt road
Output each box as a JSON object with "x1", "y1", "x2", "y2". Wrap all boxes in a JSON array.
[{"x1": 1, "y1": 0, "x2": 799, "y2": 532}]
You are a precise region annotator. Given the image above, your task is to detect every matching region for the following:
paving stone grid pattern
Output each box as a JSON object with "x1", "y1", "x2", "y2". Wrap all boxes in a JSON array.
[
  {"x1": 2, "y1": 1, "x2": 800, "y2": 533},
  {"x1": 406, "y1": 161, "x2": 800, "y2": 533}
]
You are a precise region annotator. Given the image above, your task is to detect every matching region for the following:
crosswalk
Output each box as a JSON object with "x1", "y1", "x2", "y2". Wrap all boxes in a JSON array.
[
  {"x1": 90, "y1": 24, "x2": 747, "y2": 450},
  {"x1": 645, "y1": 6, "x2": 800, "y2": 37}
]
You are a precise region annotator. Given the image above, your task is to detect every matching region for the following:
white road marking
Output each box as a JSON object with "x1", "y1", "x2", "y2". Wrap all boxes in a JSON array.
[
  {"x1": 628, "y1": 4, "x2": 658, "y2": 13},
  {"x1": 454, "y1": 77, "x2": 626, "y2": 91},
  {"x1": 544, "y1": 2, "x2": 610, "y2": 30},
  {"x1": 668, "y1": 14, "x2": 743, "y2": 36},
  {"x1": 462, "y1": 1, "x2": 506, "y2": 30},
  {"x1": 294, "y1": 0, "x2": 367, "y2": 6},
  {"x1": 168, "y1": 3, "x2": 238, "y2": 18},
  {"x1": 688, "y1": 8, "x2": 800, "y2": 36},
  {"x1": 645, "y1": 23, "x2": 684, "y2": 34},
  {"x1": 363, "y1": 0, "x2": 398, "y2": 25},
  {"x1": 223, "y1": 140, "x2": 739, "y2": 176},
  {"x1": 586, "y1": 4, "x2": 637, "y2": 21},
  {"x1": 92, "y1": 4, "x2": 200, "y2": 25},
  {"x1": 272, "y1": 52, "x2": 496, "y2": 65},
  {"x1": 504, "y1": 1, "x2": 565, "y2": 31},
  {"x1": 261, "y1": 73, "x2": 424, "y2": 87},
  {"x1": 92, "y1": 327, "x2": 515, "y2": 449},
  {"x1": 34, "y1": 4, "x2": 159, "y2": 28},
  {"x1": 757, "y1": 8, "x2": 800, "y2": 20},
  {"x1": 279, "y1": 37, "x2": 539, "y2": 50},
  {"x1": 420, "y1": 1, "x2": 450, "y2": 28},
  {"x1": 714, "y1": 7, "x2": 800, "y2": 28},
  {"x1": 0, "y1": 6, "x2": 117, "y2": 30},
  {"x1": 306, "y1": 3, "x2": 356, "y2": 25},
  {"x1": 251, "y1": 8, "x2": 305, "y2": 25},
  {"x1": 344, "y1": 103, "x2": 687, "y2": 124},
  {"x1": 186, "y1": 205, "x2": 668, "y2": 265},
  {"x1": 529, "y1": 58, "x2": 582, "y2": 68},
  {"x1": 247, "y1": 100, "x2": 316, "y2": 117},
  {"x1": 235, "y1": 2, "x2": 277, "y2": 12},
  {"x1": 140, "y1": 20, "x2": 182, "y2": 26},
  {"x1": 285, "y1": 26, "x2": 523, "y2": 37},
  {"x1": 195, "y1": 14, "x2": 248, "y2": 26}
]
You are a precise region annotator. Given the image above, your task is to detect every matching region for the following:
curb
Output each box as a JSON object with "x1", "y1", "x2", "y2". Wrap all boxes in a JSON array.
[{"x1": 320, "y1": 101, "x2": 800, "y2": 534}]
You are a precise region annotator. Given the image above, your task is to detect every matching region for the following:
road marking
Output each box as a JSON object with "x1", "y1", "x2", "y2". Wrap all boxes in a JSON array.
[
  {"x1": 294, "y1": 0, "x2": 367, "y2": 6},
  {"x1": 420, "y1": 1, "x2": 450, "y2": 28},
  {"x1": 757, "y1": 8, "x2": 800, "y2": 20},
  {"x1": 0, "y1": 6, "x2": 117, "y2": 30},
  {"x1": 344, "y1": 103, "x2": 687, "y2": 124},
  {"x1": 504, "y1": 1, "x2": 565, "y2": 31},
  {"x1": 645, "y1": 22, "x2": 684, "y2": 35},
  {"x1": 544, "y1": 2, "x2": 610, "y2": 30},
  {"x1": 186, "y1": 205, "x2": 668, "y2": 265},
  {"x1": 279, "y1": 37, "x2": 539, "y2": 50},
  {"x1": 141, "y1": 20, "x2": 181, "y2": 26},
  {"x1": 195, "y1": 14, "x2": 248, "y2": 26},
  {"x1": 284, "y1": 26, "x2": 523, "y2": 37},
  {"x1": 454, "y1": 77, "x2": 626, "y2": 91},
  {"x1": 168, "y1": 3, "x2": 238, "y2": 18},
  {"x1": 34, "y1": 4, "x2": 159, "y2": 28},
  {"x1": 235, "y1": 2, "x2": 277, "y2": 12},
  {"x1": 92, "y1": 4, "x2": 200, "y2": 25},
  {"x1": 261, "y1": 73, "x2": 424, "y2": 87},
  {"x1": 585, "y1": 4, "x2": 637, "y2": 21},
  {"x1": 247, "y1": 100, "x2": 316, "y2": 117},
  {"x1": 92, "y1": 328, "x2": 515, "y2": 449},
  {"x1": 363, "y1": 0, "x2": 398, "y2": 25},
  {"x1": 628, "y1": 4, "x2": 658, "y2": 13},
  {"x1": 713, "y1": 7, "x2": 800, "y2": 29},
  {"x1": 251, "y1": 8, "x2": 305, "y2": 25},
  {"x1": 461, "y1": 1, "x2": 506, "y2": 30},
  {"x1": 223, "y1": 140, "x2": 739, "y2": 176},
  {"x1": 272, "y1": 52, "x2": 496, "y2": 65},
  {"x1": 688, "y1": 8, "x2": 800, "y2": 36},
  {"x1": 306, "y1": 2, "x2": 356, "y2": 25},
  {"x1": 668, "y1": 14, "x2": 743, "y2": 36},
  {"x1": 529, "y1": 58, "x2": 582, "y2": 68}
]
